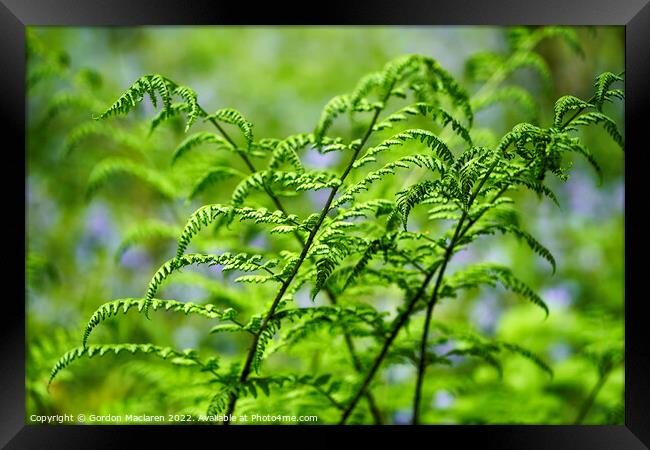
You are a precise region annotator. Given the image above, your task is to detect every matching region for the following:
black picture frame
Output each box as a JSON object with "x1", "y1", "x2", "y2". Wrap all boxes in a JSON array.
[{"x1": 3, "y1": 1, "x2": 648, "y2": 447}]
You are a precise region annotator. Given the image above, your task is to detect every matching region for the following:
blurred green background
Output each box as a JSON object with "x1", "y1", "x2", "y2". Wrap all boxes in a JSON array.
[{"x1": 26, "y1": 26, "x2": 623, "y2": 424}]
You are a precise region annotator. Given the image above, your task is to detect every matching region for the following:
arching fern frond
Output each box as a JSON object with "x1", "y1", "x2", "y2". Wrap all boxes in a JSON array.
[
  {"x1": 63, "y1": 121, "x2": 143, "y2": 158},
  {"x1": 593, "y1": 72, "x2": 623, "y2": 111},
  {"x1": 115, "y1": 220, "x2": 181, "y2": 260},
  {"x1": 149, "y1": 102, "x2": 191, "y2": 135},
  {"x1": 445, "y1": 263, "x2": 549, "y2": 317},
  {"x1": 268, "y1": 133, "x2": 311, "y2": 173},
  {"x1": 97, "y1": 74, "x2": 201, "y2": 131},
  {"x1": 86, "y1": 158, "x2": 177, "y2": 200},
  {"x1": 82, "y1": 298, "x2": 235, "y2": 347},
  {"x1": 171, "y1": 132, "x2": 234, "y2": 165},
  {"x1": 49, "y1": 344, "x2": 202, "y2": 387},
  {"x1": 145, "y1": 253, "x2": 279, "y2": 316},
  {"x1": 472, "y1": 86, "x2": 538, "y2": 122},
  {"x1": 188, "y1": 167, "x2": 247, "y2": 200},
  {"x1": 204, "y1": 108, "x2": 254, "y2": 149},
  {"x1": 231, "y1": 170, "x2": 341, "y2": 206},
  {"x1": 553, "y1": 95, "x2": 593, "y2": 128},
  {"x1": 314, "y1": 94, "x2": 350, "y2": 145},
  {"x1": 571, "y1": 112, "x2": 624, "y2": 149},
  {"x1": 372, "y1": 103, "x2": 472, "y2": 146},
  {"x1": 354, "y1": 129, "x2": 453, "y2": 170},
  {"x1": 395, "y1": 180, "x2": 442, "y2": 231}
]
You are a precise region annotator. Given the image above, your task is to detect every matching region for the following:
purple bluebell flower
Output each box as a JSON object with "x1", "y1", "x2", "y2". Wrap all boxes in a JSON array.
[
  {"x1": 470, "y1": 296, "x2": 501, "y2": 335},
  {"x1": 119, "y1": 248, "x2": 152, "y2": 269},
  {"x1": 541, "y1": 284, "x2": 574, "y2": 310},
  {"x1": 432, "y1": 390, "x2": 455, "y2": 409},
  {"x1": 549, "y1": 343, "x2": 572, "y2": 362},
  {"x1": 393, "y1": 409, "x2": 413, "y2": 425}
]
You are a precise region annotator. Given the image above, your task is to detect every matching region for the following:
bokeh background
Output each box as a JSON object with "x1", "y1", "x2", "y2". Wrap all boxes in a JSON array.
[{"x1": 26, "y1": 26, "x2": 624, "y2": 424}]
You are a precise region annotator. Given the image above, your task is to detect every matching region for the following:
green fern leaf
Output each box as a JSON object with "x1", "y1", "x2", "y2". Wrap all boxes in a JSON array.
[
  {"x1": 204, "y1": 108, "x2": 253, "y2": 149},
  {"x1": 49, "y1": 343, "x2": 199, "y2": 387},
  {"x1": 86, "y1": 158, "x2": 176, "y2": 200},
  {"x1": 115, "y1": 220, "x2": 181, "y2": 260},
  {"x1": 171, "y1": 132, "x2": 234, "y2": 165},
  {"x1": 82, "y1": 298, "x2": 229, "y2": 347}
]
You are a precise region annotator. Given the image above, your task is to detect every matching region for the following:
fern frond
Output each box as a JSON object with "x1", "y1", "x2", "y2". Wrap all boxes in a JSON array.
[
  {"x1": 171, "y1": 132, "x2": 234, "y2": 165},
  {"x1": 63, "y1": 121, "x2": 143, "y2": 157},
  {"x1": 46, "y1": 92, "x2": 105, "y2": 119},
  {"x1": 446, "y1": 263, "x2": 549, "y2": 317},
  {"x1": 395, "y1": 180, "x2": 442, "y2": 230},
  {"x1": 354, "y1": 129, "x2": 453, "y2": 170},
  {"x1": 474, "y1": 86, "x2": 538, "y2": 120},
  {"x1": 149, "y1": 102, "x2": 190, "y2": 135},
  {"x1": 342, "y1": 237, "x2": 395, "y2": 291},
  {"x1": 176, "y1": 204, "x2": 299, "y2": 257},
  {"x1": 82, "y1": 298, "x2": 233, "y2": 347},
  {"x1": 335, "y1": 154, "x2": 446, "y2": 209},
  {"x1": 86, "y1": 158, "x2": 176, "y2": 199},
  {"x1": 466, "y1": 51, "x2": 505, "y2": 82},
  {"x1": 204, "y1": 108, "x2": 254, "y2": 149},
  {"x1": 499, "y1": 342, "x2": 553, "y2": 378},
  {"x1": 462, "y1": 222, "x2": 556, "y2": 273},
  {"x1": 145, "y1": 253, "x2": 278, "y2": 316},
  {"x1": 553, "y1": 95, "x2": 593, "y2": 128},
  {"x1": 571, "y1": 112, "x2": 624, "y2": 148},
  {"x1": 314, "y1": 95, "x2": 350, "y2": 144},
  {"x1": 507, "y1": 52, "x2": 551, "y2": 87},
  {"x1": 419, "y1": 56, "x2": 474, "y2": 125},
  {"x1": 444, "y1": 346, "x2": 503, "y2": 378},
  {"x1": 176, "y1": 204, "x2": 233, "y2": 257},
  {"x1": 268, "y1": 133, "x2": 311, "y2": 173},
  {"x1": 231, "y1": 170, "x2": 340, "y2": 206},
  {"x1": 188, "y1": 167, "x2": 246, "y2": 200},
  {"x1": 593, "y1": 72, "x2": 623, "y2": 111},
  {"x1": 98, "y1": 74, "x2": 201, "y2": 131},
  {"x1": 373, "y1": 103, "x2": 473, "y2": 146},
  {"x1": 115, "y1": 220, "x2": 181, "y2": 259},
  {"x1": 50, "y1": 344, "x2": 200, "y2": 387}
]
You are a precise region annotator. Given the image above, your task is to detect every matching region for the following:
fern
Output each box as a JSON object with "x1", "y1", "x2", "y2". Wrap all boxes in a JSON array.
[
  {"x1": 171, "y1": 132, "x2": 234, "y2": 165},
  {"x1": 86, "y1": 158, "x2": 177, "y2": 200},
  {"x1": 115, "y1": 220, "x2": 181, "y2": 259},
  {"x1": 145, "y1": 253, "x2": 279, "y2": 316},
  {"x1": 445, "y1": 263, "x2": 549, "y2": 317},
  {"x1": 82, "y1": 298, "x2": 235, "y2": 347},
  {"x1": 97, "y1": 74, "x2": 201, "y2": 131},
  {"x1": 204, "y1": 108, "x2": 254, "y2": 149},
  {"x1": 49, "y1": 344, "x2": 203, "y2": 387},
  {"x1": 52, "y1": 41, "x2": 623, "y2": 425}
]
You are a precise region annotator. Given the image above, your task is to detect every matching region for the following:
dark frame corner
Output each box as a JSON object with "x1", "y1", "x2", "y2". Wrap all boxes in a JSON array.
[{"x1": 2, "y1": 0, "x2": 648, "y2": 448}]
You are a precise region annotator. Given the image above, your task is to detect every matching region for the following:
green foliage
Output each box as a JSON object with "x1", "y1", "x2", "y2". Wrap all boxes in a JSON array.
[
  {"x1": 37, "y1": 27, "x2": 623, "y2": 425},
  {"x1": 97, "y1": 74, "x2": 201, "y2": 131}
]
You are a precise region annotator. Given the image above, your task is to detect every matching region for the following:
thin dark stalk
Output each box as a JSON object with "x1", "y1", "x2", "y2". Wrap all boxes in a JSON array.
[
  {"x1": 221, "y1": 103, "x2": 386, "y2": 423},
  {"x1": 340, "y1": 155, "x2": 537, "y2": 424},
  {"x1": 573, "y1": 366, "x2": 612, "y2": 425},
  {"x1": 338, "y1": 264, "x2": 439, "y2": 424},
  {"x1": 411, "y1": 157, "x2": 499, "y2": 424},
  {"x1": 208, "y1": 111, "x2": 383, "y2": 423},
  {"x1": 411, "y1": 102, "x2": 594, "y2": 423}
]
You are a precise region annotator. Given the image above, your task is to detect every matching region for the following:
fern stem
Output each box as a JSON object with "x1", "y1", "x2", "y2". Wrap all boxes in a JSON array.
[
  {"x1": 411, "y1": 95, "x2": 596, "y2": 422},
  {"x1": 340, "y1": 153, "x2": 518, "y2": 424},
  {"x1": 412, "y1": 153, "x2": 499, "y2": 423},
  {"x1": 207, "y1": 107, "x2": 383, "y2": 423},
  {"x1": 324, "y1": 286, "x2": 384, "y2": 423},
  {"x1": 573, "y1": 365, "x2": 613, "y2": 424},
  {"x1": 223, "y1": 102, "x2": 388, "y2": 423},
  {"x1": 338, "y1": 263, "x2": 440, "y2": 424}
]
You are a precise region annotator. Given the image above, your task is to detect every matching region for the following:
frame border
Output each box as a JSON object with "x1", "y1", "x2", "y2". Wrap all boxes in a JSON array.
[{"x1": 3, "y1": 1, "x2": 648, "y2": 447}]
